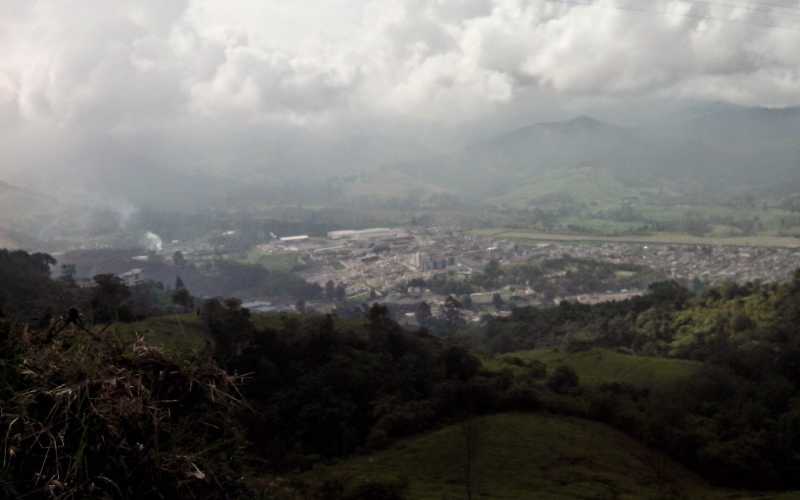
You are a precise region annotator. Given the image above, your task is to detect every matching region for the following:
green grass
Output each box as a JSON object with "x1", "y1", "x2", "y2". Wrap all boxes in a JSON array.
[
  {"x1": 246, "y1": 251, "x2": 303, "y2": 272},
  {"x1": 488, "y1": 168, "x2": 631, "y2": 210},
  {"x1": 487, "y1": 348, "x2": 700, "y2": 388},
  {"x1": 306, "y1": 413, "x2": 721, "y2": 500},
  {"x1": 107, "y1": 314, "x2": 207, "y2": 355},
  {"x1": 471, "y1": 228, "x2": 800, "y2": 248}
]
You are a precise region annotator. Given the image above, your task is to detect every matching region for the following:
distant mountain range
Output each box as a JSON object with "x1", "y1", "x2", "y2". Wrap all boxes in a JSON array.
[{"x1": 372, "y1": 104, "x2": 800, "y2": 206}]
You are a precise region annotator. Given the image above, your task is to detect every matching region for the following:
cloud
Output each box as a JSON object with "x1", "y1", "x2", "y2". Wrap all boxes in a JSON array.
[{"x1": 0, "y1": 0, "x2": 799, "y2": 204}]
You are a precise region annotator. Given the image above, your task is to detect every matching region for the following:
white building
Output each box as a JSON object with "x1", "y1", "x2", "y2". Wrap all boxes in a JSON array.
[
  {"x1": 328, "y1": 228, "x2": 407, "y2": 240},
  {"x1": 119, "y1": 268, "x2": 144, "y2": 287},
  {"x1": 279, "y1": 235, "x2": 310, "y2": 242}
]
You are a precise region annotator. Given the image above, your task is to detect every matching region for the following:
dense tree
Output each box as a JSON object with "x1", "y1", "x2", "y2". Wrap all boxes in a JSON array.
[
  {"x1": 172, "y1": 287, "x2": 193, "y2": 311},
  {"x1": 173, "y1": 250, "x2": 187, "y2": 268},
  {"x1": 443, "y1": 296, "x2": 464, "y2": 330},
  {"x1": 547, "y1": 365, "x2": 579, "y2": 394},
  {"x1": 0, "y1": 250, "x2": 66, "y2": 322},
  {"x1": 415, "y1": 301, "x2": 432, "y2": 327},
  {"x1": 91, "y1": 274, "x2": 131, "y2": 323},
  {"x1": 492, "y1": 292, "x2": 504, "y2": 310},
  {"x1": 335, "y1": 283, "x2": 347, "y2": 302}
]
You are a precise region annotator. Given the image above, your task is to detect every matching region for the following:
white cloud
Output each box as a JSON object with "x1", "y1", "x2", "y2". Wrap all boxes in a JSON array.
[{"x1": 0, "y1": 0, "x2": 799, "y2": 199}]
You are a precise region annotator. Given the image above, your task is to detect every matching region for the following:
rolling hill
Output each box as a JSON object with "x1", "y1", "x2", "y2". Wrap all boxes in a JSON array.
[
  {"x1": 305, "y1": 413, "x2": 731, "y2": 500},
  {"x1": 383, "y1": 105, "x2": 800, "y2": 209},
  {"x1": 487, "y1": 348, "x2": 700, "y2": 388}
]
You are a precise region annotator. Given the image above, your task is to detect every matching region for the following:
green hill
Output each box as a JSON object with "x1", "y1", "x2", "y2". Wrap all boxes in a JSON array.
[
  {"x1": 107, "y1": 314, "x2": 208, "y2": 355},
  {"x1": 487, "y1": 167, "x2": 636, "y2": 210},
  {"x1": 487, "y1": 348, "x2": 700, "y2": 388},
  {"x1": 306, "y1": 413, "x2": 723, "y2": 500}
]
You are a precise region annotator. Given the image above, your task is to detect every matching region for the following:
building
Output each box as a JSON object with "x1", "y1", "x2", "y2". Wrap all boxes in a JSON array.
[
  {"x1": 119, "y1": 268, "x2": 144, "y2": 287},
  {"x1": 279, "y1": 235, "x2": 310, "y2": 242},
  {"x1": 328, "y1": 228, "x2": 408, "y2": 240}
]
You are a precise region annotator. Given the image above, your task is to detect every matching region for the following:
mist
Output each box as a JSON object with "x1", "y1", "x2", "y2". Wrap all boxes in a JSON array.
[{"x1": 0, "y1": 0, "x2": 799, "y2": 231}]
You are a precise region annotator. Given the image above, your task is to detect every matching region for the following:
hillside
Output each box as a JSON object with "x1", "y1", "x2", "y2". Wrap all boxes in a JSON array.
[
  {"x1": 0, "y1": 226, "x2": 20, "y2": 249},
  {"x1": 107, "y1": 314, "x2": 209, "y2": 355},
  {"x1": 0, "y1": 179, "x2": 84, "y2": 246},
  {"x1": 377, "y1": 107, "x2": 800, "y2": 213},
  {"x1": 487, "y1": 348, "x2": 700, "y2": 388},
  {"x1": 486, "y1": 166, "x2": 639, "y2": 210},
  {"x1": 306, "y1": 413, "x2": 721, "y2": 500}
]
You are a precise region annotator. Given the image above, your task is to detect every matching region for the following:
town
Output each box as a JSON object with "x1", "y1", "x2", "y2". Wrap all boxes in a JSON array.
[
  {"x1": 55, "y1": 224, "x2": 800, "y2": 326},
  {"x1": 190, "y1": 226, "x2": 800, "y2": 317}
]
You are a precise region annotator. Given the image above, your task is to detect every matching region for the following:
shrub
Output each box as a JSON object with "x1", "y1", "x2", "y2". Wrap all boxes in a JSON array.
[
  {"x1": 1, "y1": 331, "x2": 252, "y2": 500},
  {"x1": 547, "y1": 365, "x2": 580, "y2": 394}
]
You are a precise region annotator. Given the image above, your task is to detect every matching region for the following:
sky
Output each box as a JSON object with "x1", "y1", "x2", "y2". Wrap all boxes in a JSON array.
[{"x1": 0, "y1": 0, "x2": 799, "y2": 203}]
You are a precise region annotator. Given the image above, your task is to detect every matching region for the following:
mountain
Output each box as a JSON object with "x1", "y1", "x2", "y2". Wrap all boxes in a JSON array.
[
  {"x1": 447, "y1": 106, "x2": 800, "y2": 202},
  {"x1": 0, "y1": 179, "x2": 106, "y2": 249},
  {"x1": 676, "y1": 106, "x2": 800, "y2": 189}
]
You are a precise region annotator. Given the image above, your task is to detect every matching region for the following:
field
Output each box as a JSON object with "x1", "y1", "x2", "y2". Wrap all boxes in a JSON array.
[
  {"x1": 106, "y1": 312, "x2": 371, "y2": 355},
  {"x1": 472, "y1": 228, "x2": 800, "y2": 248},
  {"x1": 246, "y1": 250, "x2": 304, "y2": 272},
  {"x1": 306, "y1": 413, "x2": 736, "y2": 500},
  {"x1": 106, "y1": 314, "x2": 207, "y2": 354},
  {"x1": 485, "y1": 348, "x2": 700, "y2": 388}
]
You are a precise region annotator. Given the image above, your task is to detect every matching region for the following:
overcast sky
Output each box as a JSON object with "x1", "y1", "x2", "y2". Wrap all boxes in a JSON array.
[{"x1": 1, "y1": 0, "x2": 799, "y2": 201}]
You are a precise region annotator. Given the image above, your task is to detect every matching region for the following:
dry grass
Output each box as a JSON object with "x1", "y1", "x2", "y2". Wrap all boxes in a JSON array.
[{"x1": 1, "y1": 325, "x2": 251, "y2": 500}]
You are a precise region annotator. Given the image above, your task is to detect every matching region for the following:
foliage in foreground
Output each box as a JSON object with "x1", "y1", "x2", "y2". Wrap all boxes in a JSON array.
[{"x1": 0, "y1": 324, "x2": 251, "y2": 500}]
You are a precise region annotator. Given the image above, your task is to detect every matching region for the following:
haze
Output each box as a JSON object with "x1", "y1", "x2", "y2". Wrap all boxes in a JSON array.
[{"x1": 0, "y1": 0, "x2": 799, "y2": 218}]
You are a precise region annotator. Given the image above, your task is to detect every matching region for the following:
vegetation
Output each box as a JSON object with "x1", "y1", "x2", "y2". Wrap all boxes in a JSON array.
[
  {"x1": 472, "y1": 228, "x2": 800, "y2": 249},
  {"x1": 305, "y1": 413, "x2": 719, "y2": 500},
  {"x1": 6, "y1": 249, "x2": 800, "y2": 497},
  {"x1": 487, "y1": 348, "x2": 699, "y2": 388}
]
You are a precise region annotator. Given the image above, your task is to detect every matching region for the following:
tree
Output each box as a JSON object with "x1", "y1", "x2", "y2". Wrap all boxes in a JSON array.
[
  {"x1": 547, "y1": 365, "x2": 580, "y2": 394},
  {"x1": 200, "y1": 298, "x2": 253, "y2": 363},
  {"x1": 335, "y1": 283, "x2": 347, "y2": 302},
  {"x1": 91, "y1": 274, "x2": 131, "y2": 323},
  {"x1": 443, "y1": 296, "x2": 464, "y2": 330},
  {"x1": 175, "y1": 275, "x2": 186, "y2": 290},
  {"x1": 172, "y1": 288, "x2": 193, "y2": 312},
  {"x1": 484, "y1": 259, "x2": 501, "y2": 278},
  {"x1": 483, "y1": 259, "x2": 502, "y2": 287},
  {"x1": 492, "y1": 292, "x2": 505, "y2": 310},
  {"x1": 461, "y1": 294, "x2": 473, "y2": 310},
  {"x1": 173, "y1": 250, "x2": 187, "y2": 268},
  {"x1": 60, "y1": 264, "x2": 77, "y2": 284},
  {"x1": 325, "y1": 280, "x2": 336, "y2": 300},
  {"x1": 415, "y1": 301, "x2": 432, "y2": 326}
]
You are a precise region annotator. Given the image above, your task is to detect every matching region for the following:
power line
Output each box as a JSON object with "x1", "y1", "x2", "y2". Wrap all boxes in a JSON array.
[{"x1": 547, "y1": 0, "x2": 800, "y2": 32}]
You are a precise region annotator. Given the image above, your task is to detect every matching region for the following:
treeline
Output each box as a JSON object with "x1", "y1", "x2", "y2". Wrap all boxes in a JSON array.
[
  {"x1": 199, "y1": 301, "x2": 541, "y2": 469},
  {"x1": 61, "y1": 249, "x2": 322, "y2": 301}
]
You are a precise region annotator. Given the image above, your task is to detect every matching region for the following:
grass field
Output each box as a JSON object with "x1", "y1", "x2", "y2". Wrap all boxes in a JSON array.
[
  {"x1": 485, "y1": 348, "x2": 700, "y2": 388},
  {"x1": 306, "y1": 413, "x2": 729, "y2": 500},
  {"x1": 472, "y1": 228, "x2": 800, "y2": 248},
  {"x1": 106, "y1": 312, "x2": 371, "y2": 357},
  {"x1": 246, "y1": 250, "x2": 303, "y2": 272},
  {"x1": 106, "y1": 314, "x2": 207, "y2": 355}
]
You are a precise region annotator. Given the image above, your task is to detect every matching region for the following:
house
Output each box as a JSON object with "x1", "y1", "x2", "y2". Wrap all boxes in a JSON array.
[
  {"x1": 119, "y1": 268, "x2": 144, "y2": 287},
  {"x1": 279, "y1": 235, "x2": 310, "y2": 243}
]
